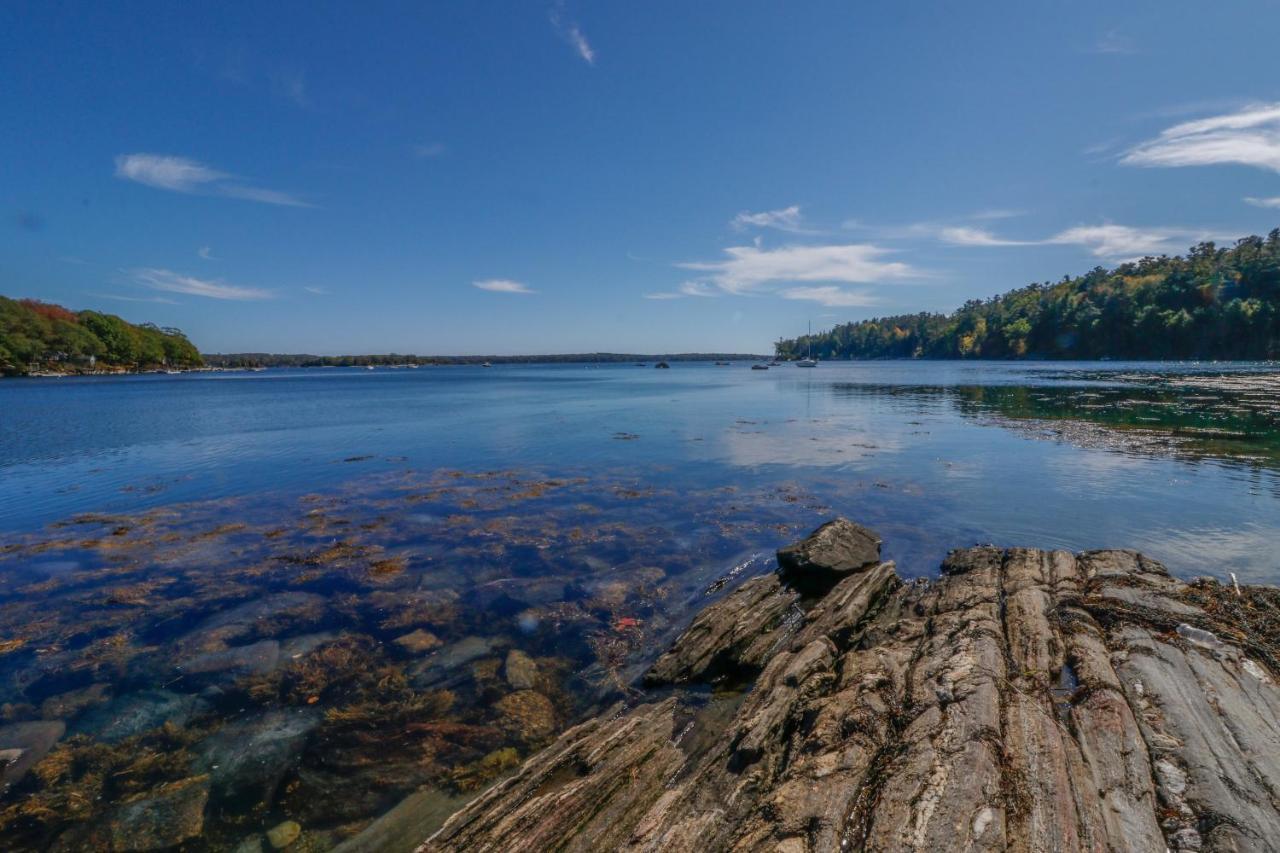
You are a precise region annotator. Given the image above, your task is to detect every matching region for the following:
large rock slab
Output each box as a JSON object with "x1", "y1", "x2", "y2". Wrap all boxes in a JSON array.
[{"x1": 422, "y1": 519, "x2": 1280, "y2": 853}]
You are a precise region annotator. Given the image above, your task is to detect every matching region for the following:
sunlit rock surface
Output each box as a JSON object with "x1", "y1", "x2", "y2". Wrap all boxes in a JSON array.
[{"x1": 423, "y1": 520, "x2": 1280, "y2": 852}]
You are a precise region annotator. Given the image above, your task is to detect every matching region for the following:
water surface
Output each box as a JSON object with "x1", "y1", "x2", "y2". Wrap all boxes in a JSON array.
[{"x1": 0, "y1": 361, "x2": 1277, "y2": 848}]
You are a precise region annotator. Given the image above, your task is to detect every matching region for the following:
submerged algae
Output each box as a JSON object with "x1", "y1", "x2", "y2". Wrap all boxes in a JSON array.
[{"x1": 0, "y1": 468, "x2": 836, "y2": 848}]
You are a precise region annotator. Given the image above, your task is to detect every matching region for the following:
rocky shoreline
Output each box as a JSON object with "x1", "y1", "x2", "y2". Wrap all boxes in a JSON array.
[{"x1": 420, "y1": 519, "x2": 1280, "y2": 852}]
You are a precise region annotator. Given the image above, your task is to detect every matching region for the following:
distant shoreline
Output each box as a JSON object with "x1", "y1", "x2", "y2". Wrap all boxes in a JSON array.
[
  {"x1": 198, "y1": 352, "x2": 772, "y2": 369},
  {"x1": 6, "y1": 355, "x2": 1278, "y2": 380}
]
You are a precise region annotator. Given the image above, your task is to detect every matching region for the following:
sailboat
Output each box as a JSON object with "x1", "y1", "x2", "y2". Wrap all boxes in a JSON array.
[{"x1": 796, "y1": 321, "x2": 817, "y2": 367}]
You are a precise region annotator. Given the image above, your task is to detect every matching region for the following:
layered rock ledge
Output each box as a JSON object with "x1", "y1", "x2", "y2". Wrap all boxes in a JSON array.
[{"x1": 420, "y1": 519, "x2": 1280, "y2": 852}]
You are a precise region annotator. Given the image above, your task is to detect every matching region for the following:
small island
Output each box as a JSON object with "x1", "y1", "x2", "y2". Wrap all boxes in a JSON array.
[{"x1": 776, "y1": 232, "x2": 1280, "y2": 361}]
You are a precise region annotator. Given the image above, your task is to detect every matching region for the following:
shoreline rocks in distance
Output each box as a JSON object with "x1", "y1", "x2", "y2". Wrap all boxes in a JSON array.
[{"x1": 421, "y1": 519, "x2": 1280, "y2": 852}]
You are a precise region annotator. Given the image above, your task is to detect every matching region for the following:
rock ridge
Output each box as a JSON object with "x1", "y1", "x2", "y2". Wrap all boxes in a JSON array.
[{"x1": 421, "y1": 520, "x2": 1280, "y2": 852}]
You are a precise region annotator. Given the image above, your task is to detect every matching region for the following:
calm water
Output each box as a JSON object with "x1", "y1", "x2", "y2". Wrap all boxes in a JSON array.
[
  {"x1": 3, "y1": 361, "x2": 1279, "y2": 578},
  {"x1": 0, "y1": 361, "x2": 1278, "y2": 849}
]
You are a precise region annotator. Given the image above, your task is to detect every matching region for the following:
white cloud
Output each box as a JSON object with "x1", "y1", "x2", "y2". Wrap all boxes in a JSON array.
[
  {"x1": 939, "y1": 226, "x2": 1032, "y2": 247},
  {"x1": 1121, "y1": 103, "x2": 1280, "y2": 173},
  {"x1": 941, "y1": 222, "x2": 1219, "y2": 260},
  {"x1": 1244, "y1": 196, "x2": 1280, "y2": 208},
  {"x1": 780, "y1": 286, "x2": 877, "y2": 307},
  {"x1": 219, "y1": 185, "x2": 311, "y2": 207},
  {"x1": 678, "y1": 243, "x2": 916, "y2": 295},
  {"x1": 91, "y1": 293, "x2": 179, "y2": 305},
  {"x1": 731, "y1": 205, "x2": 817, "y2": 234},
  {"x1": 969, "y1": 208, "x2": 1025, "y2": 221},
  {"x1": 115, "y1": 154, "x2": 228, "y2": 192},
  {"x1": 1091, "y1": 30, "x2": 1136, "y2": 55},
  {"x1": 303, "y1": 286, "x2": 328, "y2": 295},
  {"x1": 115, "y1": 153, "x2": 311, "y2": 207},
  {"x1": 642, "y1": 280, "x2": 720, "y2": 300},
  {"x1": 473, "y1": 278, "x2": 535, "y2": 294},
  {"x1": 129, "y1": 267, "x2": 272, "y2": 300},
  {"x1": 197, "y1": 246, "x2": 216, "y2": 260},
  {"x1": 680, "y1": 281, "x2": 717, "y2": 297},
  {"x1": 550, "y1": 2, "x2": 595, "y2": 65},
  {"x1": 1046, "y1": 225, "x2": 1195, "y2": 259}
]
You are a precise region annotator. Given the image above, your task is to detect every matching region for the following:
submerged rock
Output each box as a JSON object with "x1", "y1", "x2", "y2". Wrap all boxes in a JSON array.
[
  {"x1": 55, "y1": 775, "x2": 209, "y2": 851},
  {"x1": 494, "y1": 690, "x2": 556, "y2": 742},
  {"x1": 0, "y1": 720, "x2": 65, "y2": 793},
  {"x1": 410, "y1": 636, "x2": 500, "y2": 688},
  {"x1": 40, "y1": 682, "x2": 111, "y2": 721},
  {"x1": 393, "y1": 628, "x2": 443, "y2": 655},
  {"x1": 503, "y1": 649, "x2": 538, "y2": 690},
  {"x1": 423, "y1": 520, "x2": 1280, "y2": 853},
  {"x1": 195, "y1": 708, "x2": 321, "y2": 805},
  {"x1": 71, "y1": 689, "x2": 206, "y2": 743},
  {"x1": 179, "y1": 639, "x2": 281, "y2": 675},
  {"x1": 265, "y1": 819, "x2": 301, "y2": 849},
  {"x1": 332, "y1": 787, "x2": 481, "y2": 853}
]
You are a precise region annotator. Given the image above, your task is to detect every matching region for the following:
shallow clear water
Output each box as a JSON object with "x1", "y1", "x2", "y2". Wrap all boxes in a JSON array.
[{"x1": 0, "y1": 361, "x2": 1277, "y2": 848}]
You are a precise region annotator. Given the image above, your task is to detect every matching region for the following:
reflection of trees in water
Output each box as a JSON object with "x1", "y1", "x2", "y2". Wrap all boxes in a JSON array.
[{"x1": 828, "y1": 376, "x2": 1280, "y2": 476}]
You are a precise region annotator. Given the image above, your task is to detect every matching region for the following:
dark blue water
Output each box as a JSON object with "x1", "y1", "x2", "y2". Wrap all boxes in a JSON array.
[{"x1": 3, "y1": 361, "x2": 1278, "y2": 581}]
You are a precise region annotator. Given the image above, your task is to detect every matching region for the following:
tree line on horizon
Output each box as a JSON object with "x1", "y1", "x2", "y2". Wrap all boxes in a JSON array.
[
  {"x1": 0, "y1": 296, "x2": 202, "y2": 375},
  {"x1": 776, "y1": 230, "x2": 1280, "y2": 361},
  {"x1": 202, "y1": 352, "x2": 767, "y2": 367}
]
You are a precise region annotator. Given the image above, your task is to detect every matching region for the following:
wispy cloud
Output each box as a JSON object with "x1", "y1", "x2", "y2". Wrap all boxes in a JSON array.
[
  {"x1": 197, "y1": 246, "x2": 216, "y2": 260},
  {"x1": 115, "y1": 154, "x2": 312, "y2": 207},
  {"x1": 678, "y1": 243, "x2": 916, "y2": 295},
  {"x1": 731, "y1": 205, "x2": 820, "y2": 234},
  {"x1": 129, "y1": 267, "x2": 273, "y2": 300},
  {"x1": 550, "y1": 1, "x2": 596, "y2": 65},
  {"x1": 1244, "y1": 196, "x2": 1280, "y2": 208},
  {"x1": 969, "y1": 208, "x2": 1025, "y2": 221},
  {"x1": 269, "y1": 67, "x2": 310, "y2": 107},
  {"x1": 303, "y1": 286, "x2": 329, "y2": 295},
  {"x1": 780, "y1": 286, "x2": 877, "y2": 307},
  {"x1": 1048, "y1": 225, "x2": 1200, "y2": 259},
  {"x1": 115, "y1": 155, "x2": 227, "y2": 192},
  {"x1": 679, "y1": 281, "x2": 718, "y2": 297},
  {"x1": 643, "y1": 281, "x2": 720, "y2": 300},
  {"x1": 90, "y1": 292, "x2": 179, "y2": 305},
  {"x1": 414, "y1": 142, "x2": 447, "y2": 159},
  {"x1": 844, "y1": 209, "x2": 1024, "y2": 241},
  {"x1": 473, "y1": 278, "x2": 536, "y2": 294},
  {"x1": 1090, "y1": 30, "x2": 1136, "y2": 55},
  {"x1": 941, "y1": 223, "x2": 1221, "y2": 260},
  {"x1": 1121, "y1": 103, "x2": 1280, "y2": 173},
  {"x1": 939, "y1": 226, "x2": 1032, "y2": 247}
]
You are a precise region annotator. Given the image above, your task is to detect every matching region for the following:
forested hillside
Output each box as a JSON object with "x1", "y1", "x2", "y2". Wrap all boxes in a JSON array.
[
  {"x1": 0, "y1": 297, "x2": 202, "y2": 375},
  {"x1": 776, "y1": 231, "x2": 1280, "y2": 360}
]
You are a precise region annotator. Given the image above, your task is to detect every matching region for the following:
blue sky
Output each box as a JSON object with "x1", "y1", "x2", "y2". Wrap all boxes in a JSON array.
[{"x1": 4, "y1": 1, "x2": 1280, "y2": 355}]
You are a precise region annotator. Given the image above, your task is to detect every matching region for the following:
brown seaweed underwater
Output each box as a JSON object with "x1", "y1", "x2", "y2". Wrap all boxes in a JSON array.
[{"x1": 0, "y1": 468, "x2": 837, "y2": 850}]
